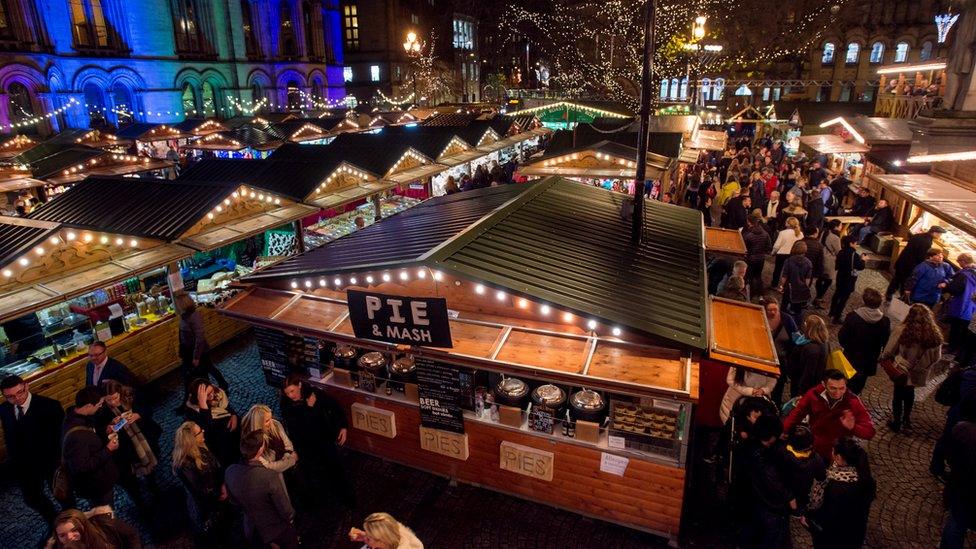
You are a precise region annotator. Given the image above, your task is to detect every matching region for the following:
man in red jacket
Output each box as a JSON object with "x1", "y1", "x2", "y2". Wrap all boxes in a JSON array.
[{"x1": 783, "y1": 370, "x2": 876, "y2": 459}]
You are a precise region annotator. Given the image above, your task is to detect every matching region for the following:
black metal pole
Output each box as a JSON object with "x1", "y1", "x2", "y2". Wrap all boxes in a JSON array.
[{"x1": 632, "y1": 0, "x2": 656, "y2": 244}]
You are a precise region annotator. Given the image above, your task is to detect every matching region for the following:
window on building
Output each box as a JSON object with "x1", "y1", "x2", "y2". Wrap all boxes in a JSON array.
[
  {"x1": 171, "y1": 0, "x2": 208, "y2": 54},
  {"x1": 773, "y1": 87, "x2": 782, "y2": 101},
  {"x1": 241, "y1": 0, "x2": 258, "y2": 56},
  {"x1": 453, "y1": 18, "x2": 474, "y2": 50},
  {"x1": 201, "y1": 81, "x2": 215, "y2": 116},
  {"x1": 713, "y1": 78, "x2": 725, "y2": 99},
  {"x1": 286, "y1": 81, "x2": 301, "y2": 109},
  {"x1": 181, "y1": 83, "x2": 198, "y2": 114},
  {"x1": 83, "y1": 82, "x2": 106, "y2": 126},
  {"x1": 343, "y1": 66, "x2": 352, "y2": 82},
  {"x1": 700, "y1": 78, "x2": 711, "y2": 101},
  {"x1": 822, "y1": 42, "x2": 835, "y2": 64},
  {"x1": 920, "y1": 41, "x2": 933, "y2": 61},
  {"x1": 370, "y1": 65, "x2": 380, "y2": 82},
  {"x1": 8, "y1": 82, "x2": 33, "y2": 125},
  {"x1": 669, "y1": 78, "x2": 679, "y2": 99},
  {"x1": 845, "y1": 43, "x2": 859, "y2": 64},
  {"x1": 111, "y1": 83, "x2": 133, "y2": 124},
  {"x1": 410, "y1": 13, "x2": 418, "y2": 24},
  {"x1": 679, "y1": 77, "x2": 688, "y2": 100},
  {"x1": 311, "y1": 79, "x2": 323, "y2": 99},
  {"x1": 303, "y1": 1, "x2": 319, "y2": 58},
  {"x1": 69, "y1": 0, "x2": 114, "y2": 49},
  {"x1": 659, "y1": 79, "x2": 668, "y2": 99},
  {"x1": 280, "y1": 1, "x2": 297, "y2": 57},
  {"x1": 343, "y1": 4, "x2": 359, "y2": 51},
  {"x1": 869, "y1": 41, "x2": 884, "y2": 63},
  {"x1": 894, "y1": 42, "x2": 909, "y2": 62},
  {"x1": 762, "y1": 87, "x2": 770, "y2": 101},
  {"x1": 251, "y1": 82, "x2": 262, "y2": 104},
  {"x1": 817, "y1": 84, "x2": 831, "y2": 102},
  {"x1": 839, "y1": 83, "x2": 854, "y2": 102}
]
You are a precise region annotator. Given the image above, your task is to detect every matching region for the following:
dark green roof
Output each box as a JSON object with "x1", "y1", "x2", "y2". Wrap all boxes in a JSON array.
[{"x1": 245, "y1": 178, "x2": 706, "y2": 349}]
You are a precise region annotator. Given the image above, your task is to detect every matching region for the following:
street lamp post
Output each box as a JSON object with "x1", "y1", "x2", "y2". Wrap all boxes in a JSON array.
[
  {"x1": 403, "y1": 32, "x2": 422, "y2": 105},
  {"x1": 683, "y1": 17, "x2": 722, "y2": 109}
]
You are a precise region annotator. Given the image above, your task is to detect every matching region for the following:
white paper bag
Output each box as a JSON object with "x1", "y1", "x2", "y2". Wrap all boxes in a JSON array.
[{"x1": 886, "y1": 296, "x2": 910, "y2": 323}]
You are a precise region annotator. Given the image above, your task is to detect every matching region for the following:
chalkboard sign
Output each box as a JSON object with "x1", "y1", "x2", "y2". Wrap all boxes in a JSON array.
[
  {"x1": 529, "y1": 406, "x2": 555, "y2": 434},
  {"x1": 346, "y1": 290, "x2": 453, "y2": 347},
  {"x1": 415, "y1": 356, "x2": 465, "y2": 434},
  {"x1": 254, "y1": 327, "x2": 329, "y2": 385}
]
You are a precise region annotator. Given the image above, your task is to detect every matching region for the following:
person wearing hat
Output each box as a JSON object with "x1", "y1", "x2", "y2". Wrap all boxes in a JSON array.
[
  {"x1": 62, "y1": 387, "x2": 120, "y2": 507},
  {"x1": 886, "y1": 226, "x2": 948, "y2": 301}
]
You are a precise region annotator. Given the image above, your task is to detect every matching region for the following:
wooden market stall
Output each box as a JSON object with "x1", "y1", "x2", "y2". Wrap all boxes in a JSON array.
[
  {"x1": 180, "y1": 126, "x2": 283, "y2": 160},
  {"x1": 517, "y1": 140, "x2": 672, "y2": 195},
  {"x1": 218, "y1": 178, "x2": 772, "y2": 544},
  {"x1": 116, "y1": 123, "x2": 195, "y2": 158},
  {"x1": 874, "y1": 60, "x2": 947, "y2": 119},
  {"x1": 798, "y1": 133, "x2": 870, "y2": 176},
  {"x1": 0, "y1": 135, "x2": 38, "y2": 160}
]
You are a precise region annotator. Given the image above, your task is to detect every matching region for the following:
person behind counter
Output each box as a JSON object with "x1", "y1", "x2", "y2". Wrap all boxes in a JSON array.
[
  {"x1": 2, "y1": 311, "x2": 46, "y2": 363},
  {"x1": 86, "y1": 342, "x2": 137, "y2": 388},
  {"x1": 175, "y1": 293, "x2": 228, "y2": 395},
  {"x1": 349, "y1": 512, "x2": 423, "y2": 549},
  {"x1": 0, "y1": 375, "x2": 65, "y2": 525},
  {"x1": 280, "y1": 373, "x2": 353, "y2": 507}
]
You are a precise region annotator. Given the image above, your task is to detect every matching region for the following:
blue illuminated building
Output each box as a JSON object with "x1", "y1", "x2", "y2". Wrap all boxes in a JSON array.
[{"x1": 0, "y1": 0, "x2": 345, "y2": 134}]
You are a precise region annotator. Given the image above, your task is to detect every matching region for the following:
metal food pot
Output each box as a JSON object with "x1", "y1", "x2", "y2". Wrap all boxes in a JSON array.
[
  {"x1": 388, "y1": 355, "x2": 417, "y2": 384},
  {"x1": 334, "y1": 345, "x2": 358, "y2": 370},
  {"x1": 569, "y1": 389, "x2": 606, "y2": 422},
  {"x1": 493, "y1": 377, "x2": 529, "y2": 408},
  {"x1": 531, "y1": 384, "x2": 566, "y2": 412},
  {"x1": 357, "y1": 352, "x2": 388, "y2": 376}
]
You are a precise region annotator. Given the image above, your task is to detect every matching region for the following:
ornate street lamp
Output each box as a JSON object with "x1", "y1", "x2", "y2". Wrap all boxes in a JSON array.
[{"x1": 403, "y1": 32, "x2": 423, "y2": 105}]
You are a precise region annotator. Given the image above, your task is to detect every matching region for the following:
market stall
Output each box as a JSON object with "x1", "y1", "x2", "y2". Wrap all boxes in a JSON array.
[
  {"x1": 270, "y1": 116, "x2": 360, "y2": 145},
  {"x1": 180, "y1": 126, "x2": 283, "y2": 160},
  {"x1": 517, "y1": 140, "x2": 671, "y2": 194},
  {"x1": 798, "y1": 133, "x2": 870, "y2": 177},
  {"x1": 0, "y1": 135, "x2": 37, "y2": 160},
  {"x1": 875, "y1": 60, "x2": 947, "y2": 119},
  {"x1": 174, "y1": 118, "x2": 229, "y2": 137},
  {"x1": 116, "y1": 123, "x2": 195, "y2": 158}
]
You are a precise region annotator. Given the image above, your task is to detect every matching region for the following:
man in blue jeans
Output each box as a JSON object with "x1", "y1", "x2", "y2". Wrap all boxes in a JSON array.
[
  {"x1": 905, "y1": 248, "x2": 956, "y2": 307},
  {"x1": 941, "y1": 393, "x2": 976, "y2": 548}
]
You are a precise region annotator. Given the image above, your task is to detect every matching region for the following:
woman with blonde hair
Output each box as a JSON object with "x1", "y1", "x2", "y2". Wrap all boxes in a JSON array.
[
  {"x1": 789, "y1": 314, "x2": 829, "y2": 398},
  {"x1": 771, "y1": 216, "x2": 803, "y2": 285},
  {"x1": 240, "y1": 404, "x2": 298, "y2": 472},
  {"x1": 349, "y1": 512, "x2": 423, "y2": 549},
  {"x1": 882, "y1": 304, "x2": 943, "y2": 432},
  {"x1": 172, "y1": 421, "x2": 227, "y2": 545}
]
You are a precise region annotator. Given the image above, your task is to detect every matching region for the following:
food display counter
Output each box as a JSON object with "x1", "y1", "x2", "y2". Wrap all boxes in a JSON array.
[{"x1": 304, "y1": 195, "x2": 420, "y2": 248}]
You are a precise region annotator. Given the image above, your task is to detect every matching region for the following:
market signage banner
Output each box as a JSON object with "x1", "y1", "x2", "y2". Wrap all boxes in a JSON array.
[
  {"x1": 346, "y1": 290, "x2": 453, "y2": 347},
  {"x1": 416, "y1": 356, "x2": 465, "y2": 434}
]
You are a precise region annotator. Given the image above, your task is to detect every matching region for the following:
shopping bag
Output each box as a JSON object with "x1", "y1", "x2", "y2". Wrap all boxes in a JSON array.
[
  {"x1": 886, "y1": 297, "x2": 910, "y2": 323},
  {"x1": 827, "y1": 349, "x2": 857, "y2": 379}
]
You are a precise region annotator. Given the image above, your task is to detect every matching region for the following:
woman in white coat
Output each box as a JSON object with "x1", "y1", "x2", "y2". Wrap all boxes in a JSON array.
[
  {"x1": 720, "y1": 367, "x2": 777, "y2": 423},
  {"x1": 771, "y1": 216, "x2": 803, "y2": 287}
]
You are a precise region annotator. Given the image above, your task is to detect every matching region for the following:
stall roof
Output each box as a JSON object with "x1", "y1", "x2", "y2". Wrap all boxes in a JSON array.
[
  {"x1": 115, "y1": 123, "x2": 192, "y2": 141},
  {"x1": 422, "y1": 112, "x2": 480, "y2": 127},
  {"x1": 174, "y1": 118, "x2": 228, "y2": 135},
  {"x1": 771, "y1": 101, "x2": 874, "y2": 128},
  {"x1": 27, "y1": 177, "x2": 239, "y2": 240},
  {"x1": 821, "y1": 117, "x2": 913, "y2": 146},
  {"x1": 570, "y1": 123, "x2": 684, "y2": 159},
  {"x1": 687, "y1": 129, "x2": 728, "y2": 151},
  {"x1": 864, "y1": 148, "x2": 921, "y2": 174},
  {"x1": 27, "y1": 146, "x2": 105, "y2": 179},
  {"x1": 178, "y1": 158, "x2": 344, "y2": 202},
  {"x1": 246, "y1": 178, "x2": 706, "y2": 348},
  {"x1": 0, "y1": 177, "x2": 48, "y2": 194},
  {"x1": 798, "y1": 134, "x2": 870, "y2": 155},
  {"x1": 0, "y1": 216, "x2": 60, "y2": 269},
  {"x1": 272, "y1": 133, "x2": 432, "y2": 176},
  {"x1": 519, "y1": 140, "x2": 671, "y2": 180},
  {"x1": 868, "y1": 172, "x2": 976, "y2": 239},
  {"x1": 381, "y1": 126, "x2": 468, "y2": 159},
  {"x1": 0, "y1": 135, "x2": 38, "y2": 159}
]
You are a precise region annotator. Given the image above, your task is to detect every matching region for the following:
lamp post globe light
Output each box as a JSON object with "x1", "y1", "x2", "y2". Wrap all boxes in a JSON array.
[{"x1": 404, "y1": 31, "x2": 423, "y2": 105}]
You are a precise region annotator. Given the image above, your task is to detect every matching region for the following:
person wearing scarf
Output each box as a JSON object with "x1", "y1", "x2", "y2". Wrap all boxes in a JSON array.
[
  {"x1": 805, "y1": 438, "x2": 876, "y2": 548},
  {"x1": 96, "y1": 380, "x2": 159, "y2": 512}
]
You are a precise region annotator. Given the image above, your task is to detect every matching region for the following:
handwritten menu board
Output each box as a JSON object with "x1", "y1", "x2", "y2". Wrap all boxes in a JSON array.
[
  {"x1": 416, "y1": 356, "x2": 465, "y2": 434},
  {"x1": 254, "y1": 327, "x2": 331, "y2": 385}
]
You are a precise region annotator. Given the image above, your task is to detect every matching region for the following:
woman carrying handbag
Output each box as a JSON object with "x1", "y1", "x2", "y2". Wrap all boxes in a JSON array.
[{"x1": 880, "y1": 304, "x2": 943, "y2": 432}]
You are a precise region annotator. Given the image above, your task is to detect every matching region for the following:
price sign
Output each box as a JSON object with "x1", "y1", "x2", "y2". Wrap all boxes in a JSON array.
[{"x1": 415, "y1": 356, "x2": 465, "y2": 434}]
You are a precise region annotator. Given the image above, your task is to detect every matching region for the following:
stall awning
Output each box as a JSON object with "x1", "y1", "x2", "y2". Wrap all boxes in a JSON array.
[
  {"x1": 798, "y1": 134, "x2": 870, "y2": 155},
  {"x1": 177, "y1": 203, "x2": 317, "y2": 251},
  {"x1": 678, "y1": 148, "x2": 699, "y2": 164},
  {"x1": 705, "y1": 227, "x2": 746, "y2": 256},
  {"x1": 868, "y1": 172, "x2": 976, "y2": 239},
  {"x1": 308, "y1": 182, "x2": 398, "y2": 210},
  {"x1": 0, "y1": 243, "x2": 192, "y2": 323},
  {"x1": 819, "y1": 117, "x2": 913, "y2": 147},
  {"x1": 44, "y1": 158, "x2": 174, "y2": 185},
  {"x1": 476, "y1": 131, "x2": 538, "y2": 154},
  {"x1": 518, "y1": 140, "x2": 671, "y2": 181},
  {"x1": 686, "y1": 129, "x2": 727, "y2": 151},
  {"x1": 439, "y1": 149, "x2": 487, "y2": 167},
  {"x1": 0, "y1": 217, "x2": 60, "y2": 269},
  {"x1": 116, "y1": 123, "x2": 194, "y2": 142},
  {"x1": 385, "y1": 163, "x2": 448, "y2": 183},
  {"x1": 0, "y1": 177, "x2": 48, "y2": 194},
  {"x1": 709, "y1": 297, "x2": 778, "y2": 375}
]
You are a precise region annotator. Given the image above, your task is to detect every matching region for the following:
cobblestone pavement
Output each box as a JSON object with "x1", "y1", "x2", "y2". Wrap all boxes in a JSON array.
[{"x1": 0, "y1": 268, "x2": 971, "y2": 548}]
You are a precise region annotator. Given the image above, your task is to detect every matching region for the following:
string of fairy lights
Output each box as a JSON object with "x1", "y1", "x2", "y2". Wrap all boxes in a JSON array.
[{"x1": 501, "y1": 0, "x2": 853, "y2": 109}]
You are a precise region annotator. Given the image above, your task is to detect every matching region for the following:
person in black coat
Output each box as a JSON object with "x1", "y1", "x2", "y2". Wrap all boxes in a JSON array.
[
  {"x1": 0, "y1": 375, "x2": 64, "y2": 522},
  {"x1": 886, "y1": 226, "x2": 947, "y2": 300},
  {"x1": 721, "y1": 193, "x2": 751, "y2": 230},
  {"x1": 941, "y1": 393, "x2": 976, "y2": 549},
  {"x1": 85, "y1": 342, "x2": 137, "y2": 388},
  {"x1": 62, "y1": 387, "x2": 120, "y2": 507},
  {"x1": 743, "y1": 216, "x2": 772, "y2": 295},
  {"x1": 801, "y1": 227, "x2": 826, "y2": 299},
  {"x1": 807, "y1": 438, "x2": 876, "y2": 549},
  {"x1": 829, "y1": 235, "x2": 866, "y2": 323},
  {"x1": 280, "y1": 373, "x2": 354, "y2": 507},
  {"x1": 857, "y1": 200, "x2": 894, "y2": 243},
  {"x1": 837, "y1": 288, "x2": 891, "y2": 394},
  {"x1": 745, "y1": 415, "x2": 795, "y2": 549},
  {"x1": 805, "y1": 195, "x2": 825, "y2": 232},
  {"x1": 789, "y1": 315, "x2": 830, "y2": 398},
  {"x1": 779, "y1": 425, "x2": 827, "y2": 514},
  {"x1": 183, "y1": 378, "x2": 239, "y2": 468},
  {"x1": 172, "y1": 420, "x2": 229, "y2": 546}
]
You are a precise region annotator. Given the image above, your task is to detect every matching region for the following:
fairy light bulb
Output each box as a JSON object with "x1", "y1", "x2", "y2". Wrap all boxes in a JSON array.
[
  {"x1": 115, "y1": 238, "x2": 124, "y2": 246},
  {"x1": 290, "y1": 281, "x2": 298, "y2": 289},
  {"x1": 433, "y1": 271, "x2": 443, "y2": 281},
  {"x1": 334, "y1": 277, "x2": 342, "y2": 286},
  {"x1": 2, "y1": 269, "x2": 11, "y2": 277},
  {"x1": 612, "y1": 327, "x2": 622, "y2": 337},
  {"x1": 304, "y1": 280, "x2": 312, "y2": 288},
  {"x1": 518, "y1": 298, "x2": 529, "y2": 309},
  {"x1": 319, "y1": 279, "x2": 327, "y2": 287},
  {"x1": 399, "y1": 271, "x2": 409, "y2": 281},
  {"x1": 129, "y1": 239, "x2": 138, "y2": 247},
  {"x1": 34, "y1": 247, "x2": 44, "y2": 255},
  {"x1": 417, "y1": 270, "x2": 426, "y2": 279},
  {"x1": 83, "y1": 233, "x2": 93, "y2": 243},
  {"x1": 366, "y1": 275, "x2": 375, "y2": 284},
  {"x1": 382, "y1": 273, "x2": 391, "y2": 282},
  {"x1": 562, "y1": 312, "x2": 573, "y2": 322},
  {"x1": 540, "y1": 305, "x2": 551, "y2": 315},
  {"x1": 66, "y1": 231, "x2": 77, "y2": 241},
  {"x1": 495, "y1": 290, "x2": 506, "y2": 301},
  {"x1": 49, "y1": 236, "x2": 59, "y2": 245},
  {"x1": 18, "y1": 258, "x2": 28, "y2": 266},
  {"x1": 475, "y1": 284, "x2": 485, "y2": 295},
  {"x1": 587, "y1": 319, "x2": 598, "y2": 330},
  {"x1": 99, "y1": 235, "x2": 108, "y2": 244}
]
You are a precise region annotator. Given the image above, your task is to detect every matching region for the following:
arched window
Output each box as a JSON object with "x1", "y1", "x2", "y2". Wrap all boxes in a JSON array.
[
  {"x1": 280, "y1": 1, "x2": 297, "y2": 57},
  {"x1": 734, "y1": 84, "x2": 752, "y2": 96},
  {"x1": 69, "y1": 0, "x2": 114, "y2": 49},
  {"x1": 303, "y1": 1, "x2": 319, "y2": 58},
  {"x1": 172, "y1": 0, "x2": 208, "y2": 54},
  {"x1": 286, "y1": 80, "x2": 302, "y2": 109},
  {"x1": 669, "y1": 78, "x2": 679, "y2": 99},
  {"x1": 821, "y1": 42, "x2": 835, "y2": 64},
  {"x1": 182, "y1": 83, "x2": 198, "y2": 115},
  {"x1": 251, "y1": 82, "x2": 263, "y2": 104},
  {"x1": 83, "y1": 82, "x2": 107, "y2": 126},
  {"x1": 311, "y1": 78, "x2": 323, "y2": 101},
  {"x1": 201, "y1": 81, "x2": 215, "y2": 117},
  {"x1": 8, "y1": 82, "x2": 34, "y2": 125},
  {"x1": 701, "y1": 78, "x2": 712, "y2": 102},
  {"x1": 241, "y1": 0, "x2": 258, "y2": 56},
  {"x1": 679, "y1": 77, "x2": 688, "y2": 100},
  {"x1": 894, "y1": 42, "x2": 909, "y2": 63},
  {"x1": 111, "y1": 83, "x2": 133, "y2": 125},
  {"x1": 869, "y1": 41, "x2": 884, "y2": 63},
  {"x1": 920, "y1": 41, "x2": 933, "y2": 61},
  {"x1": 659, "y1": 79, "x2": 668, "y2": 99},
  {"x1": 714, "y1": 78, "x2": 725, "y2": 99},
  {"x1": 845, "y1": 43, "x2": 860, "y2": 64}
]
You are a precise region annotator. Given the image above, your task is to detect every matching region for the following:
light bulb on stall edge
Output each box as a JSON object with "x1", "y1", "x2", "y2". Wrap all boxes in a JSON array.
[
  {"x1": 417, "y1": 270, "x2": 426, "y2": 279},
  {"x1": 562, "y1": 312, "x2": 573, "y2": 322},
  {"x1": 475, "y1": 284, "x2": 485, "y2": 295},
  {"x1": 34, "y1": 247, "x2": 43, "y2": 255},
  {"x1": 115, "y1": 238, "x2": 124, "y2": 246},
  {"x1": 304, "y1": 280, "x2": 312, "y2": 288},
  {"x1": 540, "y1": 304, "x2": 551, "y2": 315},
  {"x1": 319, "y1": 279, "x2": 326, "y2": 287},
  {"x1": 66, "y1": 232, "x2": 76, "y2": 241},
  {"x1": 517, "y1": 298, "x2": 528, "y2": 309},
  {"x1": 2, "y1": 269, "x2": 11, "y2": 277},
  {"x1": 334, "y1": 277, "x2": 342, "y2": 286},
  {"x1": 433, "y1": 270, "x2": 443, "y2": 281},
  {"x1": 350, "y1": 277, "x2": 358, "y2": 285},
  {"x1": 399, "y1": 271, "x2": 409, "y2": 281},
  {"x1": 587, "y1": 319, "x2": 598, "y2": 330},
  {"x1": 290, "y1": 281, "x2": 298, "y2": 289},
  {"x1": 129, "y1": 239, "x2": 138, "y2": 247},
  {"x1": 612, "y1": 327, "x2": 622, "y2": 337},
  {"x1": 382, "y1": 273, "x2": 391, "y2": 282},
  {"x1": 99, "y1": 236, "x2": 108, "y2": 244},
  {"x1": 495, "y1": 290, "x2": 506, "y2": 301},
  {"x1": 18, "y1": 258, "x2": 28, "y2": 266},
  {"x1": 83, "y1": 233, "x2": 92, "y2": 243},
  {"x1": 48, "y1": 236, "x2": 59, "y2": 245},
  {"x1": 366, "y1": 275, "x2": 375, "y2": 284}
]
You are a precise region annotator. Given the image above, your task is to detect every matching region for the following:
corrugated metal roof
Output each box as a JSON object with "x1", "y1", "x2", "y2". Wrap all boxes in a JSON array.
[
  {"x1": 246, "y1": 185, "x2": 528, "y2": 279},
  {"x1": 30, "y1": 147, "x2": 104, "y2": 179},
  {"x1": 382, "y1": 126, "x2": 464, "y2": 159},
  {"x1": 179, "y1": 158, "x2": 341, "y2": 201},
  {"x1": 9, "y1": 142, "x2": 80, "y2": 167},
  {"x1": 244, "y1": 178, "x2": 706, "y2": 348},
  {"x1": 27, "y1": 177, "x2": 237, "y2": 240},
  {"x1": 271, "y1": 133, "x2": 429, "y2": 176},
  {"x1": 773, "y1": 101, "x2": 874, "y2": 127},
  {"x1": 422, "y1": 112, "x2": 480, "y2": 127},
  {"x1": 115, "y1": 123, "x2": 160, "y2": 140},
  {"x1": 570, "y1": 124, "x2": 684, "y2": 158},
  {"x1": 0, "y1": 217, "x2": 60, "y2": 268}
]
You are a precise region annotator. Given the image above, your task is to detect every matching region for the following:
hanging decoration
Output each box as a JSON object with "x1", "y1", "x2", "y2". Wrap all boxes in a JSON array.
[{"x1": 936, "y1": 13, "x2": 960, "y2": 43}]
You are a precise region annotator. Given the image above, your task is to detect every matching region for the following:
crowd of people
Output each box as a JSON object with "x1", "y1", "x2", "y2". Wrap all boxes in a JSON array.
[
  {"x1": 0, "y1": 295, "x2": 423, "y2": 548},
  {"x1": 686, "y1": 133, "x2": 976, "y2": 548},
  {"x1": 442, "y1": 156, "x2": 521, "y2": 195}
]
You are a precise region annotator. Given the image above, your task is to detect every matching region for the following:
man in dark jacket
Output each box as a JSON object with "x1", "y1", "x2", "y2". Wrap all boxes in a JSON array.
[
  {"x1": 857, "y1": 199, "x2": 894, "y2": 243},
  {"x1": 63, "y1": 387, "x2": 119, "y2": 506},
  {"x1": 721, "y1": 192, "x2": 751, "y2": 230},
  {"x1": 847, "y1": 187, "x2": 876, "y2": 216},
  {"x1": 801, "y1": 227, "x2": 825, "y2": 304},
  {"x1": 225, "y1": 430, "x2": 298, "y2": 549},
  {"x1": 886, "y1": 225, "x2": 947, "y2": 300},
  {"x1": 85, "y1": 342, "x2": 137, "y2": 388},
  {"x1": 829, "y1": 235, "x2": 866, "y2": 323},
  {"x1": 0, "y1": 375, "x2": 64, "y2": 522},
  {"x1": 779, "y1": 425, "x2": 826, "y2": 514},
  {"x1": 940, "y1": 393, "x2": 976, "y2": 549},
  {"x1": 838, "y1": 288, "x2": 890, "y2": 394},
  {"x1": 746, "y1": 415, "x2": 795, "y2": 549},
  {"x1": 743, "y1": 216, "x2": 772, "y2": 295},
  {"x1": 808, "y1": 161, "x2": 828, "y2": 189}
]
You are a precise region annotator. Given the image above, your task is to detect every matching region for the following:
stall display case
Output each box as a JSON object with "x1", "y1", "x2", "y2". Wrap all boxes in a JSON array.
[{"x1": 304, "y1": 196, "x2": 420, "y2": 248}]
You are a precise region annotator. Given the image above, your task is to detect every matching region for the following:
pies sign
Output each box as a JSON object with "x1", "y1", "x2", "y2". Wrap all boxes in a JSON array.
[{"x1": 346, "y1": 289, "x2": 454, "y2": 347}]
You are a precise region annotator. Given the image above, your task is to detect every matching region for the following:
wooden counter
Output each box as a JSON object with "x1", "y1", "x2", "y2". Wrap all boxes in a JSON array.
[
  {"x1": 324, "y1": 380, "x2": 685, "y2": 543},
  {"x1": 708, "y1": 297, "x2": 779, "y2": 376}
]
